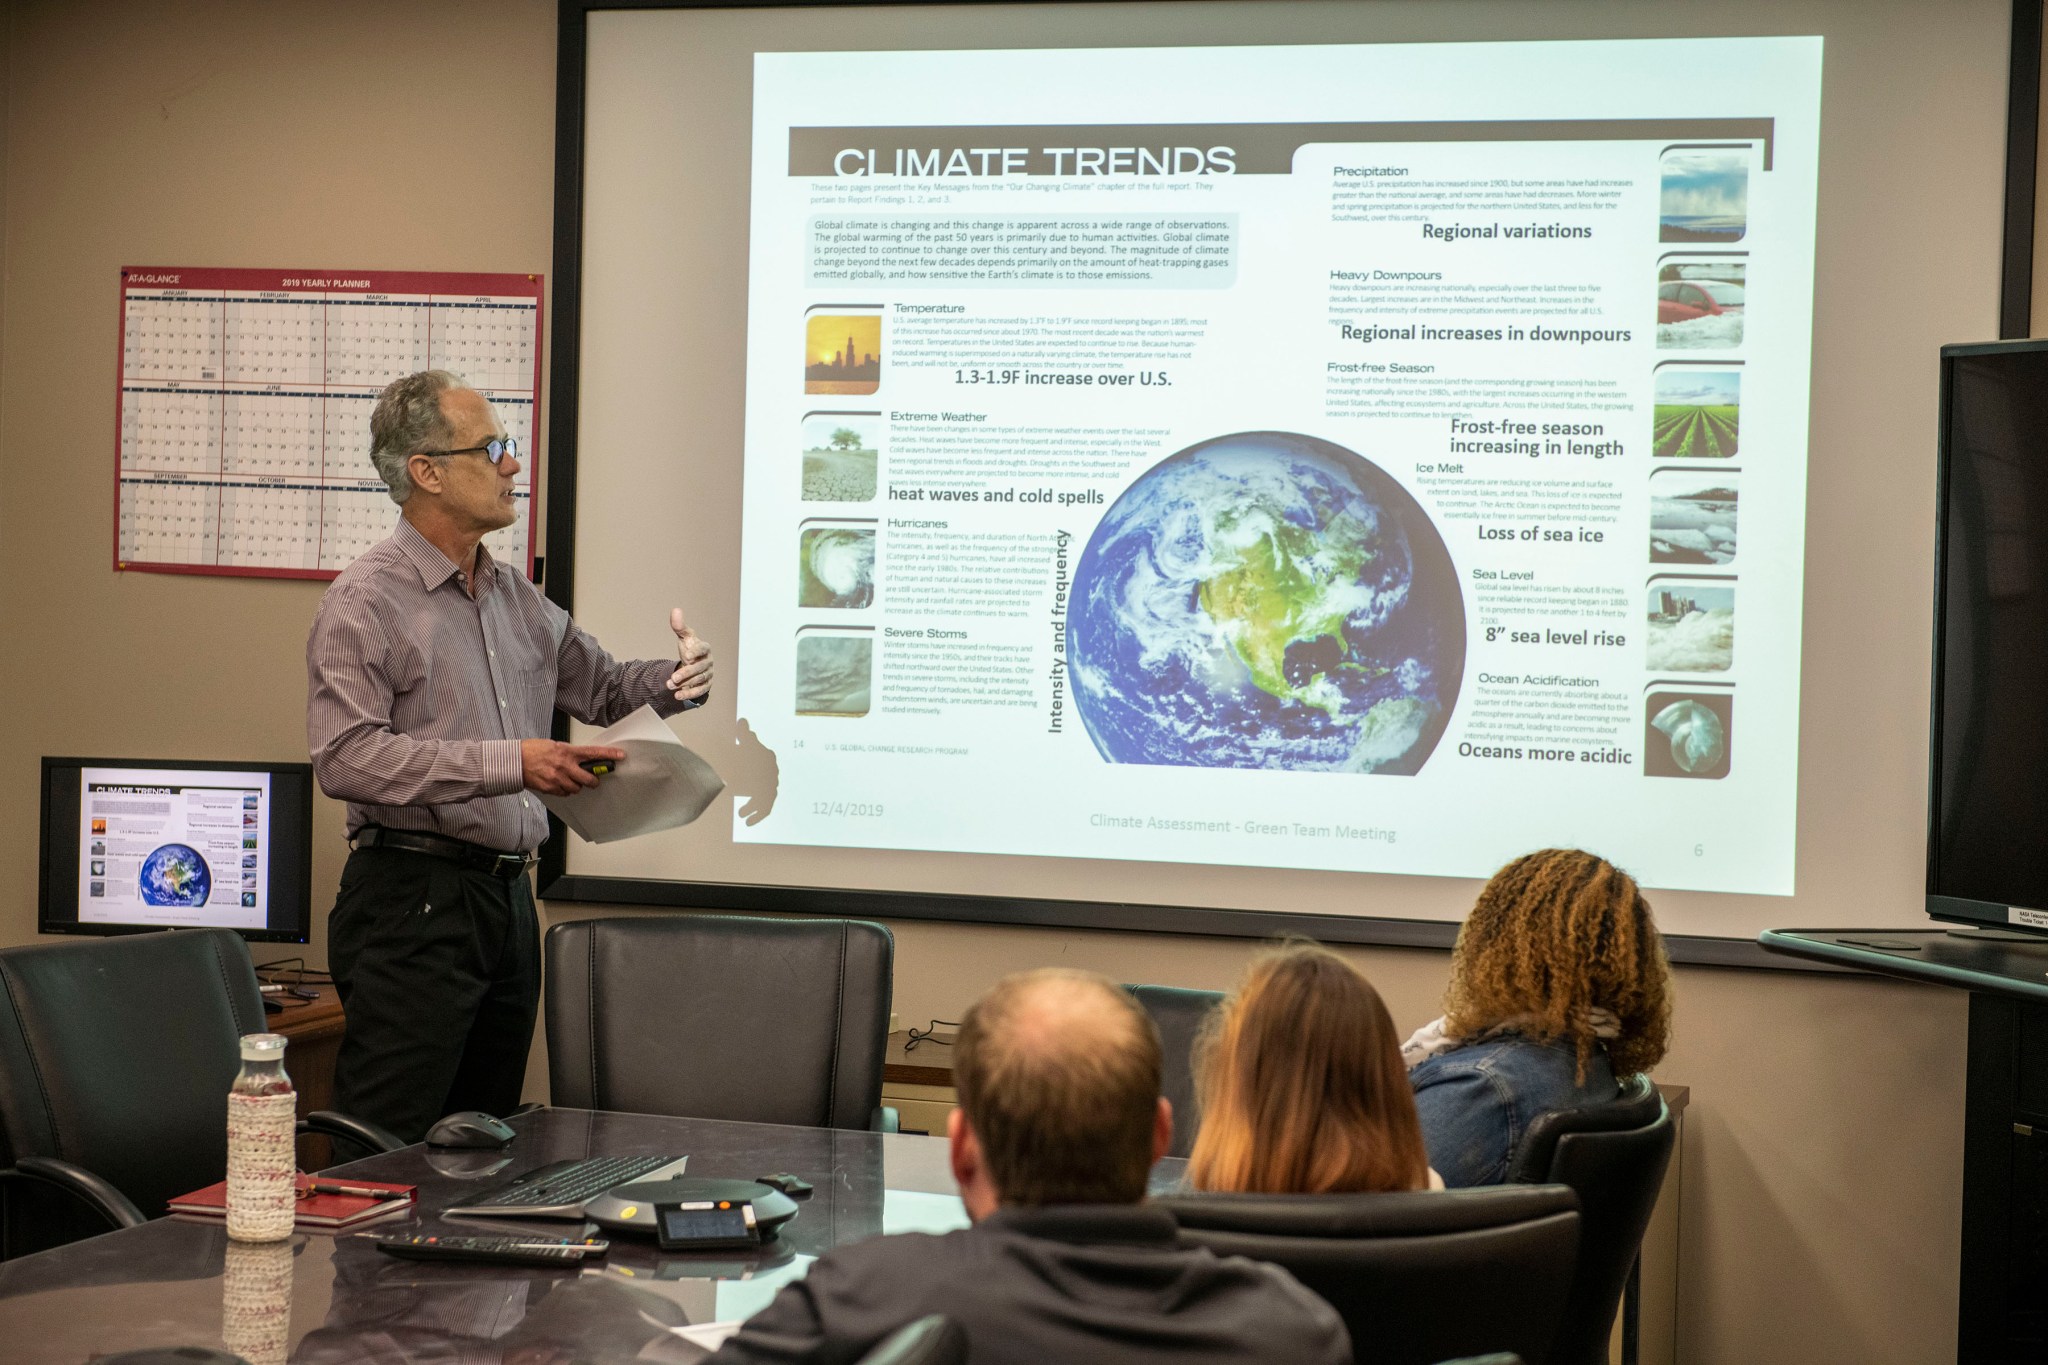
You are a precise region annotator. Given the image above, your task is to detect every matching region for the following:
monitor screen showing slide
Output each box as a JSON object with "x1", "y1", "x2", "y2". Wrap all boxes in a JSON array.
[
  {"x1": 561, "y1": 1, "x2": 2013, "y2": 941},
  {"x1": 39, "y1": 758, "x2": 313, "y2": 943}
]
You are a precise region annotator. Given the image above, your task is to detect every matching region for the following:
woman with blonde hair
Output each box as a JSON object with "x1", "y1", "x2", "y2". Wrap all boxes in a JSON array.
[
  {"x1": 1189, "y1": 941, "x2": 1439, "y2": 1194},
  {"x1": 1407, "y1": 848, "x2": 1673, "y2": 1187}
]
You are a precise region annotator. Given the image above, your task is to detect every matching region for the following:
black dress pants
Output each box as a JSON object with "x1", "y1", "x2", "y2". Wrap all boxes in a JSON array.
[{"x1": 327, "y1": 846, "x2": 540, "y2": 1143}]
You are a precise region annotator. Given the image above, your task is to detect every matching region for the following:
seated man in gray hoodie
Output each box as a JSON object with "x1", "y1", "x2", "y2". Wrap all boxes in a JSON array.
[{"x1": 708, "y1": 967, "x2": 1350, "y2": 1365}]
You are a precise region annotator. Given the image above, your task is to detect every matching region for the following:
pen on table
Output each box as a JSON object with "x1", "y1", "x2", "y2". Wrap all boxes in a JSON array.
[{"x1": 303, "y1": 1180, "x2": 403, "y2": 1198}]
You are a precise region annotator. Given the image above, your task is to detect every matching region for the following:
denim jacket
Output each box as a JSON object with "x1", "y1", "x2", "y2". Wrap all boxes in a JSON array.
[{"x1": 1409, "y1": 1033, "x2": 1619, "y2": 1187}]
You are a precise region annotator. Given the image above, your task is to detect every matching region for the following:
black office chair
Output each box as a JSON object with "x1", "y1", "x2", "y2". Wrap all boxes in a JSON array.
[
  {"x1": 1124, "y1": 983, "x2": 1223, "y2": 1158},
  {"x1": 1159, "y1": 1184, "x2": 1581, "y2": 1365},
  {"x1": 858, "y1": 1315, "x2": 968, "y2": 1365},
  {"x1": 546, "y1": 915, "x2": 898, "y2": 1132},
  {"x1": 1506, "y1": 1073, "x2": 1675, "y2": 1365},
  {"x1": 0, "y1": 929, "x2": 402, "y2": 1259}
]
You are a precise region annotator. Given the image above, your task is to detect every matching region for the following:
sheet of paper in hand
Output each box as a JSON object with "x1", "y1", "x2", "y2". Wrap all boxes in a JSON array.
[{"x1": 540, "y1": 705, "x2": 726, "y2": 843}]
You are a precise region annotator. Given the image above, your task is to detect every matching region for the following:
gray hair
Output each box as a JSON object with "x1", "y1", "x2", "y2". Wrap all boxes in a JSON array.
[{"x1": 368, "y1": 369, "x2": 466, "y2": 504}]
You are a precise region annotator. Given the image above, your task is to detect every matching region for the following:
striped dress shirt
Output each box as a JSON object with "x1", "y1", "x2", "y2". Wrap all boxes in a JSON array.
[{"x1": 306, "y1": 518, "x2": 689, "y2": 852}]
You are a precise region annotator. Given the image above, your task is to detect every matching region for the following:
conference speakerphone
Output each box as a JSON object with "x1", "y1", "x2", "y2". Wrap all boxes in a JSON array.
[{"x1": 585, "y1": 1178, "x2": 801, "y2": 1242}]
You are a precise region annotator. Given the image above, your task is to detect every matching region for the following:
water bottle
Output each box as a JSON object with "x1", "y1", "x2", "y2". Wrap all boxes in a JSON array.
[{"x1": 226, "y1": 1033, "x2": 296, "y2": 1242}]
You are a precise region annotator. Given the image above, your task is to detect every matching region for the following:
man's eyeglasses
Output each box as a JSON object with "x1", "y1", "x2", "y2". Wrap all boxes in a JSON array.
[{"x1": 427, "y1": 437, "x2": 519, "y2": 464}]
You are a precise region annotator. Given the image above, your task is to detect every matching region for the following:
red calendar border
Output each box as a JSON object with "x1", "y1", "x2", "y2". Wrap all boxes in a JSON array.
[{"x1": 113, "y1": 266, "x2": 545, "y2": 582}]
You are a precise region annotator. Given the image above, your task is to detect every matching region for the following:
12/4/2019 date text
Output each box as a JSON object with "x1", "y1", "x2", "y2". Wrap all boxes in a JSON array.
[{"x1": 812, "y1": 801, "x2": 885, "y2": 818}]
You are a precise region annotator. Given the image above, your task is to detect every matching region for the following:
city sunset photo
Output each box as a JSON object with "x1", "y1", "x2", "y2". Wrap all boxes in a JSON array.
[{"x1": 805, "y1": 312, "x2": 882, "y2": 394}]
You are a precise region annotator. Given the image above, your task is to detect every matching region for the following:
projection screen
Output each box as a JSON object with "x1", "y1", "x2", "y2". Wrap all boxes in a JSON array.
[{"x1": 543, "y1": 0, "x2": 2031, "y2": 951}]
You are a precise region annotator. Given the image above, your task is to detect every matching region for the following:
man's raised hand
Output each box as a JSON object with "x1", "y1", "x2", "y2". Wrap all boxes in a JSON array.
[
  {"x1": 668, "y1": 607, "x2": 714, "y2": 702},
  {"x1": 520, "y1": 740, "x2": 626, "y2": 796}
]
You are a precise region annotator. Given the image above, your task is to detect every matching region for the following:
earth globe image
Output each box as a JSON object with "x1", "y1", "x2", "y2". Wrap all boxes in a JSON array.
[
  {"x1": 1070, "y1": 431, "x2": 1464, "y2": 773},
  {"x1": 139, "y1": 843, "x2": 212, "y2": 908}
]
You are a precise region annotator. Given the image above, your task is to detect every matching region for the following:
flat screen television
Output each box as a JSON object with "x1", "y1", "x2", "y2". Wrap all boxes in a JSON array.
[
  {"x1": 1929, "y1": 340, "x2": 2048, "y2": 938},
  {"x1": 38, "y1": 757, "x2": 314, "y2": 944}
]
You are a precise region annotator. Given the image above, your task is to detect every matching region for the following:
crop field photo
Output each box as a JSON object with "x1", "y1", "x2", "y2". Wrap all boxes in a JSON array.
[{"x1": 1653, "y1": 368, "x2": 1740, "y2": 458}]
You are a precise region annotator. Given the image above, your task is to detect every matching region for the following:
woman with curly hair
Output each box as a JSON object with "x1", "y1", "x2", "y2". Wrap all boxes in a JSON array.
[
  {"x1": 1406, "y1": 848, "x2": 1672, "y2": 1187},
  {"x1": 1190, "y1": 942, "x2": 1440, "y2": 1194}
]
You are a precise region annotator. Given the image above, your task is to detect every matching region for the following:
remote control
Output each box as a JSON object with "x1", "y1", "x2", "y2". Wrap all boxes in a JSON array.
[{"x1": 372, "y1": 1234, "x2": 609, "y2": 1267}]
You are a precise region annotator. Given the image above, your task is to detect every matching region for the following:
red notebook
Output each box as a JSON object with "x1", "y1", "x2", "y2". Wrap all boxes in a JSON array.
[{"x1": 168, "y1": 1174, "x2": 416, "y2": 1228}]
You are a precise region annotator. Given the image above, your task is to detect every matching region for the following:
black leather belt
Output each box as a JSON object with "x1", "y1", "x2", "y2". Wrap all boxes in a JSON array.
[{"x1": 353, "y1": 826, "x2": 535, "y2": 880}]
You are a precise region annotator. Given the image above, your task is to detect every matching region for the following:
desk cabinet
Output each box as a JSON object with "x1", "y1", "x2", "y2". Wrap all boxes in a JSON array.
[
  {"x1": 266, "y1": 983, "x2": 345, "y2": 1165},
  {"x1": 1759, "y1": 929, "x2": 2048, "y2": 1361},
  {"x1": 1962, "y1": 993, "x2": 2048, "y2": 1357},
  {"x1": 881, "y1": 1031, "x2": 958, "y2": 1136},
  {"x1": 1630, "y1": 1087, "x2": 1686, "y2": 1365}
]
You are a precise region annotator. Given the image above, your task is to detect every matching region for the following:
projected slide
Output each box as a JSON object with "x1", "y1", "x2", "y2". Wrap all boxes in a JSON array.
[
  {"x1": 78, "y1": 766, "x2": 271, "y2": 929},
  {"x1": 735, "y1": 38, "x2": 1819, "y2": 894}
]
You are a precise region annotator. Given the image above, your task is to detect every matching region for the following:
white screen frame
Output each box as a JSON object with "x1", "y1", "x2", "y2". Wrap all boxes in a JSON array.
[{"x1": 541, "y1": 0, "x2": 2037, "y2": 962}]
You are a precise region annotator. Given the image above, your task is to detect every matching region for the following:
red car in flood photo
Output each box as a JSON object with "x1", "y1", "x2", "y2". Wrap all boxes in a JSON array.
[{"x1": 1658, "y1": 279, "x2": 1745, "y2": 323}]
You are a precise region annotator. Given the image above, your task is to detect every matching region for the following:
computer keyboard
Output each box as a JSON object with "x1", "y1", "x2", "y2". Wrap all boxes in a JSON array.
[{"x1": 446, "y1": 1153, "x2": 689, "y2": 1218}]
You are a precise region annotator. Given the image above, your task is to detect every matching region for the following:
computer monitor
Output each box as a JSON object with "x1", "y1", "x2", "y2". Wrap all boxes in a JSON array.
[
  {"x1": 38, "y1": 757, "x2": 314, "y2": 944},
  {"x1": 1928, "y1": 340, "x2": 2048, "y2": 940}
]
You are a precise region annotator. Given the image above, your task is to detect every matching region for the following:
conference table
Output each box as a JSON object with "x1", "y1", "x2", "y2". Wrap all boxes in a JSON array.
[{"x1": 0, "y1": 1107, "x2": 1188, "y2": 1363}]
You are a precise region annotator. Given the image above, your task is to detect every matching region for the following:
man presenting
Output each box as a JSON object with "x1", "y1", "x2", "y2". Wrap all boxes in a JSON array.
[
  {"x1": 708, "y1": 969, "x2": 1350, "y2": 1364},
  {"x1": 306, "y1": 369, "x2": 712, "y2": 1141}
]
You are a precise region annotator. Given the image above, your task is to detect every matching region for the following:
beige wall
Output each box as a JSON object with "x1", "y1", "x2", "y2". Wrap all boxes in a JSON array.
[
  {"x1": 0, "y1": 4, "x2": 1987, "y2": 1363},
  {"x1": 0, "y1": 5, "x2": 9, "y2": 484}
]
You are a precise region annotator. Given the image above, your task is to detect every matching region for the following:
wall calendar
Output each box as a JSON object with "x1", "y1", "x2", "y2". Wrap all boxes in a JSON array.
[{"x1": 115, "y1": 267, "x2": 543, "y2": 579}]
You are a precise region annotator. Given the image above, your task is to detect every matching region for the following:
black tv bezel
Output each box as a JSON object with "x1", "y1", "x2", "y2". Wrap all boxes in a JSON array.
[
  {"x1": 1926, "y1": 338, "x2": 2048, "y2": 938},
  {"x1": 39, "y1": 756, "x2": 315, "y2": 946},
  {"x1": 539, "y1": 0, "x2": 2045, "y2": 971}
]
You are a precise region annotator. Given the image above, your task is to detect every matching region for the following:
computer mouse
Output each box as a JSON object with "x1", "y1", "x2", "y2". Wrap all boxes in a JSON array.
[{"x1": 424, "y1": 1110, "x2": 517, "y2": 1149}]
